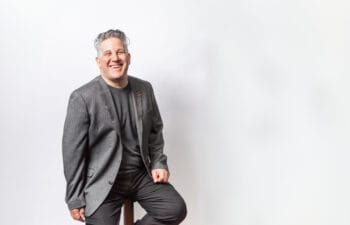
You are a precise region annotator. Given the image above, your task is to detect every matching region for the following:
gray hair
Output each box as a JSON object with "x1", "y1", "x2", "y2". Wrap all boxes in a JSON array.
[{"x1": 94, "y1": 29, "x2": 129, "y2": 55}]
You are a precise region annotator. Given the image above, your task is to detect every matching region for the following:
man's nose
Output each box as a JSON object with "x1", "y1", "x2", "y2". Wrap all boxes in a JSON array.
[{"x1": 111, "y1": 52, "x2": 120, "y2": 61}]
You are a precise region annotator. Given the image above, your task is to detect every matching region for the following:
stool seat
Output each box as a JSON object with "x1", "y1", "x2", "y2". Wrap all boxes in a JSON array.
[{"x1": 123, "y1": 199, "x2": 134, "y2": 225}]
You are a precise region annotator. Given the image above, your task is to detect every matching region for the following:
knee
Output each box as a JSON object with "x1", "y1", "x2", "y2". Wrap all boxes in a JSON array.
[
  {"x1": 176, "y1": 198, "x2": 187, "y2": 224},
  {"x1": 168, "y1": 196, "x2": 187, "y2": 224}
]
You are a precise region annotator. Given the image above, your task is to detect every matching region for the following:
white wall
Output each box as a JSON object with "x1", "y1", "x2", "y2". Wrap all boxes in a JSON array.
[{"x1": 0, "y1": 0, "x2": 349, "y2": 224}]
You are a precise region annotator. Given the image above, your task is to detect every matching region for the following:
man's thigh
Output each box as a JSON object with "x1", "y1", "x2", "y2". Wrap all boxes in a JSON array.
[
  {"x1": 85, "y1": 193, "x2": 123, "y2": 225},
  {"x1": 134, "y1": 174, "x2": 187, "y2": 224}
]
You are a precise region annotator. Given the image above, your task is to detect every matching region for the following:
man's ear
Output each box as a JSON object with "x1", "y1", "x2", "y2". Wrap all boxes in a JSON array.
[
  {"x1": 127, "y1": 53, "x2": 131, "y2": 65},
  {"x1": 95, "y1": 57, "x2": 100, "y2": 66}
]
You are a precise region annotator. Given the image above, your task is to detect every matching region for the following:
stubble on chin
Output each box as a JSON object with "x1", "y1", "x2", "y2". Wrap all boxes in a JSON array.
[{"x1": 101, "y1": 71, "x2": 128, "y2": 88}]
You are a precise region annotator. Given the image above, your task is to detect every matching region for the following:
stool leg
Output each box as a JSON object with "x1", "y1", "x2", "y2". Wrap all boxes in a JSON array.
[{"x1": 123, "y1": 199, "x2": 134, "y2": 225}]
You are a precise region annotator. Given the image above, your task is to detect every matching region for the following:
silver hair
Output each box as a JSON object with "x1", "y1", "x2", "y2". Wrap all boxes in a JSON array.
[{"x1": 94, "y1": 29, "x2": 129, "y2": 55}]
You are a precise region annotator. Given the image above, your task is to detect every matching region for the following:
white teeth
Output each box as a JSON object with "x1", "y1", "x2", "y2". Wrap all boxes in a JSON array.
[{"x1": 110, "y1": 65, "x2": 122, "y2": 70}]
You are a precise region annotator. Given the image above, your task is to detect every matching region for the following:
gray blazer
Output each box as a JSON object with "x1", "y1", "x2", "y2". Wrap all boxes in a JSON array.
[{"x1": 62, "y1": 75, "x2": 168, "y2": 217}]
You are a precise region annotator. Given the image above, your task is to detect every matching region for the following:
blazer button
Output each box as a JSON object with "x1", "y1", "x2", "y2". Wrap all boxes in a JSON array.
[{"x1": 108, "y1": 180, "x2": 114, "y2": 185}]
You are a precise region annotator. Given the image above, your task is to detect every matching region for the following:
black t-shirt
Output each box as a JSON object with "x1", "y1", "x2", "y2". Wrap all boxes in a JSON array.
[{"x1": 108, "y1": 83, "x2": 144, "y2": 174}]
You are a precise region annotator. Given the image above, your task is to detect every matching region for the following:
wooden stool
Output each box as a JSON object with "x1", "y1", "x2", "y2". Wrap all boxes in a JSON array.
[{"x1": 123, "y1": 199, "x2": 134, "y2": 225}]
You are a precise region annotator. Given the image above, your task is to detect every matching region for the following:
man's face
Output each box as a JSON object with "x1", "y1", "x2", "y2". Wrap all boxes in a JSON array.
[{"x1": 95, "y1": 37, "x2": 131, "y2": 82}]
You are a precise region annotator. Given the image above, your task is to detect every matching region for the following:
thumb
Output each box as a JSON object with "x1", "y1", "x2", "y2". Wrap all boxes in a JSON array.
[
  {"x1": 79, "y1": 208, "x2": 85, "y2": 221},
  {"x1": 152, "y1": 170, "x2": 159, "y2": 182}
]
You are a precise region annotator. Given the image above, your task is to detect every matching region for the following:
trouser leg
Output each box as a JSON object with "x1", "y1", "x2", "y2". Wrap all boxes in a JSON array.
[
  {"x1": 85, "y1": 173, "x2": 129, "y2": 225},
  {"x1": 84, "y1": 169, "x2": 187, "y2": 225},
  {"x1": 134, "y1": 172, "x2": 187, "y2": 225},
  {"x1": 85, "y1": 195, "x2": 123, "y2": 225}
]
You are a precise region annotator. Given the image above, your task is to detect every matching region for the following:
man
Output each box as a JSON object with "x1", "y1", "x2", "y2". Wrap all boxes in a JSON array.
[{"x1": 62, "y1": 29, "x2": 187, "y2": 225}]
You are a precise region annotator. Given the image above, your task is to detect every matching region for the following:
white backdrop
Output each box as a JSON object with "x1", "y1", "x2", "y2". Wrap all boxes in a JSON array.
[{"x1": 0, "y1": 0, "x2": 349, "y2": 224}]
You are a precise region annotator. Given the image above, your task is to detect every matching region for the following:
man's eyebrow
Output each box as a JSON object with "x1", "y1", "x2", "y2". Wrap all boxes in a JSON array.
[{"x1": 103, "y1": 49, "x2": 125, "y2": 53}]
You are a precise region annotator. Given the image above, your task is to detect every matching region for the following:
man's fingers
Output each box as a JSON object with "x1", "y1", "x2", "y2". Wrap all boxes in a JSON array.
[
  {"x1": 79, "y1": 208, "x2": 86, "y2": 222},
  {"x1": 155, "y1": 175, "x2": 161, "y2": 183},
  {"x1": 163, "y1": 172, "x2": 169, "y2": 182},
  {"x1": 158, "y1": 172, "x2": 165, "y2": 182},
  {"x1": 152, "y1": 170, "x2": 162, "y2": 183},
  {"x1": 151, "y1": 169, "x2": 169, "y2": 183},
  {"x1": 71, "y1": 209, "x2": 79, "y2": 219},
  {"x1": 151, "y1": 170, "x2": 158, "y2": 182},
  {"x1": 70, "y1": 208, "x2": 85, "y2": 222},
  {"x1": 159, "y1": 170, "x2": 168, "y2": 182}
]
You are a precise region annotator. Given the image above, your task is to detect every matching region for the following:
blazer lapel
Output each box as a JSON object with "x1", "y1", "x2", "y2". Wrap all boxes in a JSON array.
[
  {"x1": 129, "y1": 79, "x2": 143, "y2": 147},
  {"x1": 97, "y1": 76, "x2": 121, "y2": 135}
]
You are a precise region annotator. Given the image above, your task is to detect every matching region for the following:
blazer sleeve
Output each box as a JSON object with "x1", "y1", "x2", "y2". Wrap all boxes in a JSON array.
[
  {"x1": 148, "y1": 84, "x2": 168, "y2": 170},
  {"x1": 62, "y1": 91, "x2": 89, "y2": 210}
]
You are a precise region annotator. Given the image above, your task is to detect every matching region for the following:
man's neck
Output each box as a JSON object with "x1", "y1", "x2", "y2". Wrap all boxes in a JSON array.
[{"x1": 101, "y1": 74, "x2": 128, "y2": 89}]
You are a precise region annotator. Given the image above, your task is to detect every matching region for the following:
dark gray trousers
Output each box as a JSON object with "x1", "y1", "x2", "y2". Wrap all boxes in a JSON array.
[{"x1": 85, "y1": 169, "x2": 187, "y2": 225}]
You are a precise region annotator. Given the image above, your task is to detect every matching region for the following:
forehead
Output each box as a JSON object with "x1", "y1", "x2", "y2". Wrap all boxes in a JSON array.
[{"x1": 99, "y1": 37, "x2": 125, "y2": 51}]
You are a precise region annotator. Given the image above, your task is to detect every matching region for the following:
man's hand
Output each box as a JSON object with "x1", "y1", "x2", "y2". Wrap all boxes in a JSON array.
[
  {"x1": 151, "y1": 169, "x2": 169, "y2": 183},
  {"x1": 70, "y1": 208, "x2": 85, "y2": 222}
]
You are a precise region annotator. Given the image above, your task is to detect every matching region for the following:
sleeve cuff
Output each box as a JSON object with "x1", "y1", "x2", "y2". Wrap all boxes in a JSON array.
[
  {"x1": 67, "y1": 199, "x2": 86, "y2": 210},
  {"x1": 151, "y1": 161, "x2": 169, "y2": 171}
]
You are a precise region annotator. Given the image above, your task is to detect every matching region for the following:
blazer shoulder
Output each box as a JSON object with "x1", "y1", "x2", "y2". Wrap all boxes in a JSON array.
[
  {"x1": 71, "y1": 76, "x2": 102, "y2": 97},
  {"x1": 129, "y1": 75, "x2": 153, "y2": 90}
]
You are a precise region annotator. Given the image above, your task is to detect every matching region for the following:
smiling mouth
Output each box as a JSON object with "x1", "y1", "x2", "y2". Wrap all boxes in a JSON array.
[{"x1": 110, "y1": 64, "x2": 122, "y2": 69}]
